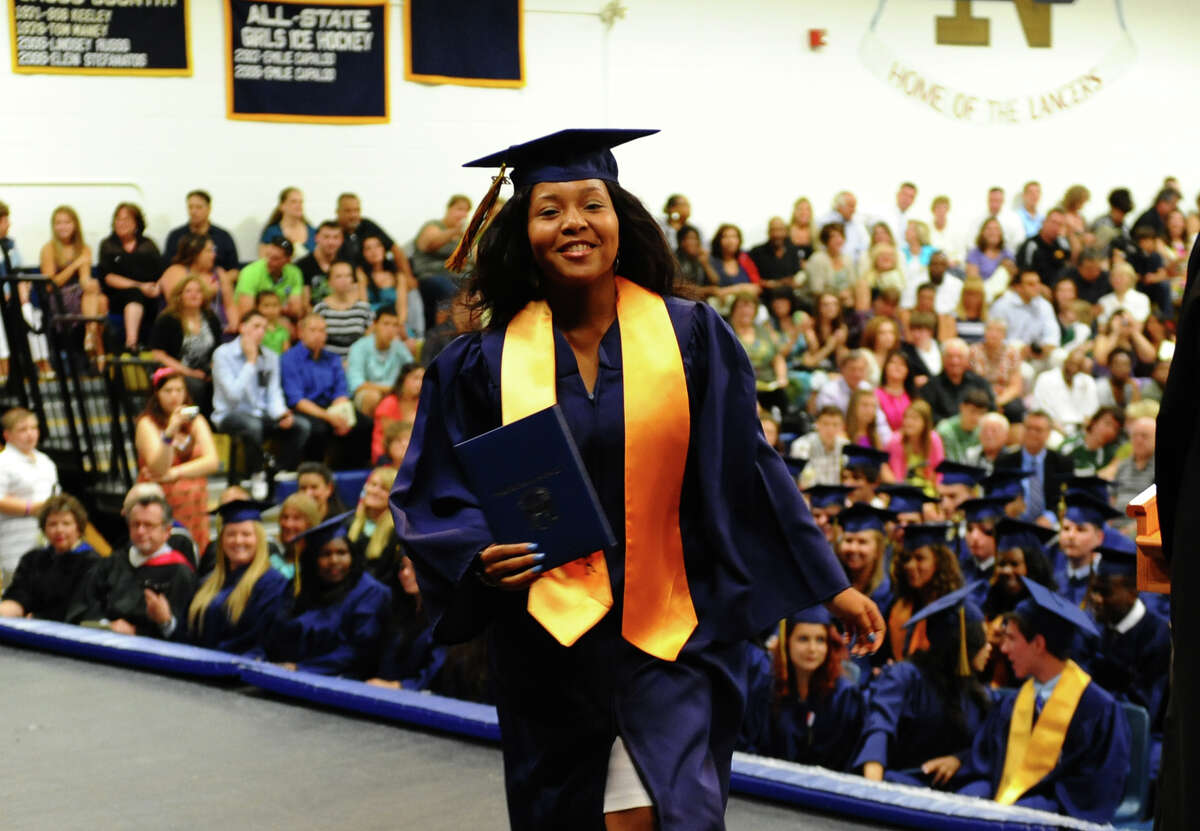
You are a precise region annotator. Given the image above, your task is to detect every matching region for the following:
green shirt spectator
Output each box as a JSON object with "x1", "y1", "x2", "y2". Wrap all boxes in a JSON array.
[{"x1": 234, "y1": 238, "x2": 305, "y2": 327}]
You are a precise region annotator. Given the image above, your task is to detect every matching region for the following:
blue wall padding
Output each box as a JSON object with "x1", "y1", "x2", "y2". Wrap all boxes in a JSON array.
[
  {"x1": 274, "y1": 469, "x2": 371, "y2": 508},
  {"x1": 0, "y1": 617, "x2": 1124, "y2": 831},
  {"x1": 237, "y1": 662, "x2": 502, "y2": 742},
  {"x1": 0, "y1": 618, "x2": 241, "y2": 678}
]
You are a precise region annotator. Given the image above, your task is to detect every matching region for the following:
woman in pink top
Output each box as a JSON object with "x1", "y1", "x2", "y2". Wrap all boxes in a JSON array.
[
  {"x1": 874, "y1": 349, "x2": 911, "y2": 433},
  {"x1": 370, "y1": 364, "x2": 424, "y2": 463},
  {"x1": 885, "y1": 400, "x2": 944, "y2": 495}
]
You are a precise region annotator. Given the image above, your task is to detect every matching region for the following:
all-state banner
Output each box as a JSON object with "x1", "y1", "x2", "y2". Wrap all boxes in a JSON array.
[
  {"x1": 226, "y1": 0, "x2": 388, "y2": 124},
  {"x1": 10, "y1": 0, "x2": 191, "y2": 76},
  {"x1": 406, "y1": 0, "x2": 523, "y2": 89}
]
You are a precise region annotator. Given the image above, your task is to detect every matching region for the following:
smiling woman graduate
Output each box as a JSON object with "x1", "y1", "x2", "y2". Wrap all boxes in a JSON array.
[{"x1": 389, "y1": 129, "x2": 885, "y2": 830}]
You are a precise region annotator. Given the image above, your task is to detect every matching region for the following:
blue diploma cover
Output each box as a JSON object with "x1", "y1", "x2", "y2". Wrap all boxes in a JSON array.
[{"x1": 453, "y1": 405, "x2": 617, "y2": 570}]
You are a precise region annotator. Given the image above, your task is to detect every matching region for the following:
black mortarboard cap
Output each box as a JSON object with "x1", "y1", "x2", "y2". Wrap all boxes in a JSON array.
[
  {"x1": 1056, "y1": 475, "x2": 1113, "y2": 502},
  {"x1": 293, "y1": 510, "x2": 354, "y2": 553},
  {"x1": 804, "y1": 484, "x2": 854, "y2": 509},
  {"x1": 210, "y1": 499, "x2": 274, "y2": 525},
  {"x1": 1063, "y1": 490, "x2": 1122, "y2": 527},
  {"x1": 981, "y1": 469, "x2": 1033, "y2": 500},
  {"x1": 1015, "y1": 576, "x2": 1100, "y2": 639},
  {"x1": 995, "y1": 517, "x2": 1057, "y2": 552},
  {"x1": 902, "y1": 522, "x2": 953, "y2": 551},
  {"x1": 904, "y1": 583, "x2": 986, "y2": 676},
  {"x1": 463, "y1": 128, "x2": 658, "y2": 190},
  {"x1": 936, "y1": 460, "x2": 987, "y2": 487},
  {"x1": 904, "y1": 584, "x2": 985, "y2": 629},
  {"x1": 843, "y1": 444, "x2": 889, "y2": 474},
  {"x1": 835, "y1": 502, "x2": 895, "y2": 533},
  {"x1": 960, "y1": 496, "x2": 1010, "y2": 524},
  {"x1": 1095, "y1": 534, "x2": 1138, "y2": 578},
  {"x1": 783, "y1": 456, "x2": 809, "y2": 478},
  {"x1": 879, "y1": 484, "x2": 938, "y2": 515}
]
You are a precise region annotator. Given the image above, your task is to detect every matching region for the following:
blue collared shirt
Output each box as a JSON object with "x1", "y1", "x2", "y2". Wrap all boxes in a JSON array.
[
  {"x1": 280, "y1": 342, "x2": 349, "y2": 408},
  {"x1": 990, "y1": 290, "x2": 1059, "y2": 348},
  {"x1": 212, "y1": 338, "x2": 288, "y2": 423},
  {"x1": 1016, "y1": 206, "x2": 1044, "y2": 240}
]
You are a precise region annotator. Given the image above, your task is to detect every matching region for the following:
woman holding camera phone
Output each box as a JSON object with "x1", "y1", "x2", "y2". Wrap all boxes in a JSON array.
[{"x1": 135, "y1": 368, "x2": 219, "y2": 551}]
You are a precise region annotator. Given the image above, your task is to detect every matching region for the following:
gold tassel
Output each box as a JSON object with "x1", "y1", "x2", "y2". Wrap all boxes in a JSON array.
[
  {"x1": 775, "y1": 619, "x2": 789, "y2": 687},
  {"x1": 957, "y1": 605, "x2": 971, "y2": 677},
  {"x1": 445, "y1": 164, "x2": 508, "y2": 273}
]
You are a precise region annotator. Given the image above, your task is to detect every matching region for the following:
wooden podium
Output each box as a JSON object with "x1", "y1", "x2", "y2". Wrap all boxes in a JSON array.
[{"x1": 1126, "y1": 485, "x2": 1171, "y2": 595}]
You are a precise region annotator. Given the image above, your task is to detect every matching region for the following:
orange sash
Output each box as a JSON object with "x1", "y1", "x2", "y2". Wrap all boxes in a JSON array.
[{"x1": 501, "y1": 277, "x2": 696, "y2": 661}]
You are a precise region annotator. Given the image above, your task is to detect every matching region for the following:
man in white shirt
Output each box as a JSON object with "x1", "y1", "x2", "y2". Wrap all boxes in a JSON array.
[
  {"x1": 1031, "y1": 349, "x2": 1099, "y2": 435},
  {"x1": 901, "y1": 251, "x2": 962, "y2": 314},
  {"x1": 880, "y1": 181, "x2": 918, "y2": 243},
  {"x1": 972, "y1": 186, "x2": 1026, "y2": 254},
  {"x1": 929, "y1": 195, "x2": 969, "y2": 267},
  {"x1": 989, "y1": 270, "x2": 1059, "y2": 357},
  {"x1": 0, "y1": 407, "x2": 59, "y2": 580},
  {"x1": 818, "y1": 191, "x2": 870, "y2": 262}
]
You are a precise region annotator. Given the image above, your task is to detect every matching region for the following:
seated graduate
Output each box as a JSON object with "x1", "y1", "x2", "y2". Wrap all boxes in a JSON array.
[
  {"x1": 254, "y1": 512, "x2": 392, "y2": 677},
  {"x1": 271, "y1": 492, "x2": 320, "y2": 579},
  {"x1": 980, "y1": 518, "x2": 1058, "y2": 688},
  {"x1": 735, "y1": 637, "x2": 774, "y2": 755},
  {"x1": 186, "y1": 500, "x2": 290, "y2": 654},
  {"x1": 878, "y1": 484, "x2": 938, "y2": 571},
  {"x1": 835, "y1": 503, "x2": 896, "y2": 614},
  {"x1": 0, "y1": 494, "x2": 100, "y2": 621},
  {"x1": 768, "y1": 606, "x2": 865, "y2": 770},
  {"x1": 978, "y1": 468, "x2": 1034, "y2": 522},
  {"x1": 66, "y1": 491, "x2": 196, "y2": 638},
  {"x1": 198, "y1": 485, "x2": 286, "y2": 578},
  {"x1": 367, "y1": 553, "x2": 445, "y2": 691},
  {"x1": 933, "y1": 460, "x2": 987, "y2": 524},
  {"x1": 936, "y1": 578, "x2": 1131, "y2": 823},
  {"x1": 856, "y1": 585, "x2": 993, "y2": 786},
  {"x1": 1055, "y1": 490, "x2": 1122, "y2": 607},
  {"x1": 884, "y1": 522, "x2": 964, "y2": 663},
  {"x1": 346, "y1": 465, "x2": 400, "y2": 583},
  {"x1": 841, "y1": 444, "x2": 892, "y2": 505},
  {"x1": 957, "y1": 497, "x2": 1007, "y2": 591},
  {"x1": 803, "y1": 484, "x2": 854, "y2": 545},
  {"x1": 1085, "y1": 543, "x2": 1169, "y2": 777}
]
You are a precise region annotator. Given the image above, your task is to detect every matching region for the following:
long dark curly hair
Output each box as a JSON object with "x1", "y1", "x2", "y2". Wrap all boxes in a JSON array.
[
  {"x1": 466, "y1": 181, "x2": 682, "y2": 329},
  {"x1": 909, "y1": 615, "x2": 991, "y2": 741},
  {"x1": 891, "y1": 543, "x2": 964, "y2": 606}
]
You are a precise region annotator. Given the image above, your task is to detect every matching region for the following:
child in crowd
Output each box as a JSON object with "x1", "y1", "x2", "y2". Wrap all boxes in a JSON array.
[
  {"x1": 381, "y1": 419, "x2": 413, "y2": 468},
  {"x1": 0, "y1": 407, "x2": 60, "y2": 584},
  {"x1": 789, "y1": 405, "x2": 848, "y2": 488},
  {"x1": 371, "y1": 363, "x2": 424, "y2": 464},
  {"x1": 256, "y1": 290, "x2": 292, "y2": 354},
  {"x1": 936, "y1": 388, "x2": 990, "y2": 464}
]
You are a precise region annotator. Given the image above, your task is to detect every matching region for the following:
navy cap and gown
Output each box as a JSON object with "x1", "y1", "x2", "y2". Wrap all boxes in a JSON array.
[
  {"x1": 835, "y1": 503, "x2": 895, "y2": 682},
  {"x1": 853, "y1": 585, "x2": 993, "y2": 786},
  {"x1": 1083, "y1": 546, "x2": 1169, "y2": 777},
  {"x1": 1053, "y1": 491, "x2": 1122, "y2": 607},
  {"x1": 957, "y1": 496, "x2": 1010, "y2": 602},
  {"x1": 768, "y1": 606, "x2": 865, "y2": 771},
  {"x1": 187, "y1": 501, "x2": 291, "y2": 654},
  {"x1": 955, "y1": 578, "x2": 1132, "y2": 822},
  {"x1": 253, "y1": 511, "x2": 393, "y2": 678},
  {"x1": 390, "y1": 130, "x2": 851, "y2": 829}
]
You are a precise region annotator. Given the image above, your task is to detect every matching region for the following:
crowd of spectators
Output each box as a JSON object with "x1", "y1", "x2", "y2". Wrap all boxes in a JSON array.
[{"x1": 0, "y1": 174, "x2": 1194, "y2": 823}]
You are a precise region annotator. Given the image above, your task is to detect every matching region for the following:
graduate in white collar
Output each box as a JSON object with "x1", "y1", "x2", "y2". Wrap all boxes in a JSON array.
[
  {"x1": 926, "y1": 577, "x2": 1131, "y2": 823},
  {"x1": 1054, "y1": 490, "x2": 1122, "y2": 607}
]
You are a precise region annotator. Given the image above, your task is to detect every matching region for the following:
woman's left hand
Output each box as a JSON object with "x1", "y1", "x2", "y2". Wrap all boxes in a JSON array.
[{"x1": 826, "y1": 587, "x2": 885, "y2": 655}]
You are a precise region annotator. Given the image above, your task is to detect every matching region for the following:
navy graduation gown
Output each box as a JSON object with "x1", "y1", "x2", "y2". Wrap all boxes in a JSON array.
[
  {"x1": 190, "y1": 566, "x2": 290, "y2": 654},
  {"x1": 256, "y1": 573, "x2": 392, "y2": 678},
  {"x1": 391, "y1": 297, "x2": 849, "y2": 829},
  {"x1": 1052, "y1": 562, "x2": 1092, "y2": 608},
  {"x1": 852, "y1": 660, "x2": 990, "y2": 784},
  {"x1": 1, "y1": 544, "x2": 99, "y2": 621},
  {"x1": 769, "y1": 677, "x2": 865, "y2": 771},
  {"x1": 955, "y1": 680, "x2": 1131, "y2": 823},
  {"x1": 736, "y1": 642, "x2": 773, "y2": 755}
]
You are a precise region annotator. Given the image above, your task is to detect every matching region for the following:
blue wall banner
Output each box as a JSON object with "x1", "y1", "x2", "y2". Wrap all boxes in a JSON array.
[
  {"x1": 10, "y1": 0, "x2": 192, "y2": 77},
  {"x1": 226, "y1": 0, "x2": 388, "y2": 124},
  {"x1": 406, "y1": 0, "x2": 523, "y2": 89}
]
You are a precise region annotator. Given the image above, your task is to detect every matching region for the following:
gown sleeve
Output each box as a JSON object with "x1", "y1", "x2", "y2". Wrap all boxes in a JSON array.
[
  {"x1": 1, "y1": 548, "x2": 42, "y2": 610},
  {"x1": 389, "y1": 334, "x2": 505, "y2": 642},
  {"x1": 851, "y1": 661, "x2": 913, "y2": 770},
  {"x1": 217, "y1": 571, "x2": 290, "y2": 655},
  {"x1": 1046, "y1": 684, "x2": 1132, "y2": 823},
  {"x1": 683, "y1": 302, "x2": 850, "y2": 640}
]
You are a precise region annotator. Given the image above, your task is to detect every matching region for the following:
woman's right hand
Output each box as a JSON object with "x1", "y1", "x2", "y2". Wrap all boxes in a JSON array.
[
  {"x1": 163, "y1": 407, "x2": 188, "y2": 440},
  {"x1": 476, "y1": 543, "x2": 545, "y2": 590}
]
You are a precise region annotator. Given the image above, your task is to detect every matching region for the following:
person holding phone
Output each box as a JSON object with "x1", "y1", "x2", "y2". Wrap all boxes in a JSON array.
[
  {"x1": 135, "y1": 368, "x2": 219, "y2": 552},
  {"x1": 391, "y1": 130, "x2": 884, "y2": 830}
]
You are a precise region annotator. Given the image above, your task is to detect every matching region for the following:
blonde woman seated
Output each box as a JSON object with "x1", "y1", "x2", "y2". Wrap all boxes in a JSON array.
[
  {"x1": 347, "y1": 466, "x2": 400, "y2": 583},
  {"x1": 272, "y1": 492, "x2": 321, "y2": 580},
  {"x1": 187, "y1": 500, "x2": 290, "y2": 654},
  {"x1": 38, "y1": 205, "x2": 106, "y2": 355}
]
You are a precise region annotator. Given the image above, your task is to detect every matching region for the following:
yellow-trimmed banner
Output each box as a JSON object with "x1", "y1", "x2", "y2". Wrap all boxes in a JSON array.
[
  {"x1": 10, "y1": 0, "x2": 192, "y2": 77},
  {"x1": 226, "y1": 0, "x2": 389, "y2": 124},
  {"x1": 406, "y1": 0, "x2": 524, "y2": 89}
]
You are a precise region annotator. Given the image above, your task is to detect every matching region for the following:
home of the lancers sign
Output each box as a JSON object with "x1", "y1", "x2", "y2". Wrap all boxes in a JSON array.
[{"x1": 859, "y1": 0, "x2": 1136, "y2": 126}]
